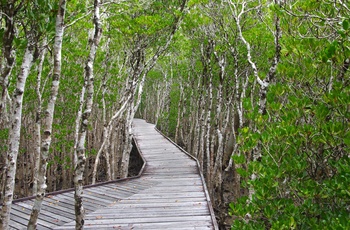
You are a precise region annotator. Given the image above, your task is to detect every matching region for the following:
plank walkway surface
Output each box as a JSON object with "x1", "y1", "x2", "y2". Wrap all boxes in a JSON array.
[{"x1": 8, "y1": 119, "x2": 218, "y2": 229}]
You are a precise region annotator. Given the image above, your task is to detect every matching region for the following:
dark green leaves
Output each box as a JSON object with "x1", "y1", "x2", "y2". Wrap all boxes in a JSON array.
[
  {"x1": 322, "y1": 41, "x2": 338, "y2": 61},
  {"x1": 342, "y1": 19, "x2": 349, "y2": 31}
]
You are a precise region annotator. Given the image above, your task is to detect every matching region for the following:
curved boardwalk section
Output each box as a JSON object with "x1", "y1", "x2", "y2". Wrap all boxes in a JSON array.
[{"x1": 7, "y1": 119, "x2": 218, "y2": 229}]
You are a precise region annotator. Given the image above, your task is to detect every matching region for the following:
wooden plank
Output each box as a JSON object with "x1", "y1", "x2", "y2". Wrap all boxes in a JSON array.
[
  {"x1": 12, "y1": 202, "x2": 72, "y2": 223},
  {"x1": 82, "y1": 215, "x2": 212, "y2": 224},
  {"x1": 53, "y1": 193, "x2": 99, "y2": 211},
  {"x1": 10, "y1": 208, "x2": 56, "y2": 229},
  {"x1": 12, "y1": 204, "x2": 68, "y2": 226},
  {"x1": 39, "y1": 202, "x2": 75, "y2": 219},
  {"x1": 94, "y1": 208, "x2": 210, "y2": 215},
  {"x1": 118, "y1": 197, "x2": 207, "y2": 204},
  {"x1": 8, "y1": 219, "x2": 26, "y2": 230},
  {"x1": 82, "y1": 189, "x2": 120, "y2": 201},
  {"x1": 91, "y1": 201, "x2": 209, "y2": 210},
  {"x1": 94, "y1": 185, "x2": 139, "y2": 196},
  {"x1": 84, "y1": 211, "x2": 211, "y2": 219},
  {"x1": 83, "y1": 188, "x2": 124, "y2": 201},
  {"x1": 82, "y1": 193, "x2": 112, "y2": 205},
  {"x1": 55, "y1": 221, "x2": 214, "y2": 230}
]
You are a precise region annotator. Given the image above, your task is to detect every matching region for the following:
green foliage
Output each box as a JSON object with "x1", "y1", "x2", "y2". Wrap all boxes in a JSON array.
[
  {"x1": 226, "y1": 4, "x2": 350, "y2": 228},
  {"x1": 230, "y1": 81, "x2": 350, "y2": 229},
  {"x1": 166, "y1": 82, "x2": 180, "y2": 137}
]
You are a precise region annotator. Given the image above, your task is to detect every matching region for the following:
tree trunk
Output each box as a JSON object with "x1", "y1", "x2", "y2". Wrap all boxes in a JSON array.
[
  {"x1": 120, "y1": 100, "x2": 135, "y2": 178},
  {"x1": 32, "y1": 43, "x2": 47, "y2": 195},
  {"x1": 205, "y1": 75, "x2": 213, "y2": 190},
  {"x1": 175, "y1": 83, "x2": 183, "y2": 143},
  {"x1": 27, "y1": 1, "x2": 66, "y2": 228},
  {"x1": 198, "y1": 98, "x2": 206, "y2": 172},
  {"x1": 0, "y1": 36, "x2": 35, "y2": 230},
  {"x1": 0, "y1": 0, "x2": 17, "y2": 122},
  {"x1": 74, "y1": 0, "x2": 102, "y2": 228},
  {"x1": 212, "y1": 49, "x2": 226, "y2": 205}
]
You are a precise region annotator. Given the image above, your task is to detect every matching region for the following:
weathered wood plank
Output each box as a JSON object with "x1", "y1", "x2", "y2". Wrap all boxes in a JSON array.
[
  {"x1": 118, "y1": 197, "x2": 207, "y2": 204},
  {"x1": 10, "y1": 208, "x2": 57, "y2": 229},
  {"x1": 61, "y1": 215, "x2": 212, "y2": 226},
  {"x1": 54, "y1": 221, "x2": 214, "y2": 230}
]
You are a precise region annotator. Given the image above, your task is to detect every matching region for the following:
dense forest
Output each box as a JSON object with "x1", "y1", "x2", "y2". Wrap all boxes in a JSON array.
[{"x1": 0, "y1": 0, "x2": 349, "y2": 229}]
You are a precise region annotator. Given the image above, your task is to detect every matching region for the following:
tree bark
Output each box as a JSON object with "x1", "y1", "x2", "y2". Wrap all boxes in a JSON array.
[
  {"x1": 0, "y1": 35, "x2": 35, "y2": 230},
  {"x1": 175, "y1": 83, "x2": 183, "y2": 143},
  {"x1": 27, "y1": 1, "x2": 66, "y2": 228},
  {"x1": 74, "y1": 0, "x2": 102, "y2": 228},
  {"x1": 32, "y1": 42, "x2": 47, "y2": 195},
  {"x1": 0, "y1": 0, "x2": 17, "y2": 122}
]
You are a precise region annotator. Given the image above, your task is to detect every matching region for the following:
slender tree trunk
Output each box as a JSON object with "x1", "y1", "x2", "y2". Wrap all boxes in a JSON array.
[
  {"x1": 163, "y1": 76, "x2": 171, "y2": 136},
  {"x1": 110, "y1": 127, "x2": 116, "y2": 180},
  {"x1": 74, "y1": 0, "x2": 102, "y2": 228},
  {"x1": 32, "y1": 42, "x2": 47, "y2": 195},
  {"x1": 198, "y1": 98, "x2": 206, "y2": 172},
  {"x1": 225, "y1": 46, "x2": 248, "y2": 171},
  {"x1": 212, "y1": 49, "x2": 226, "y2": 205},
  {"x1": 179, "y1": 93, "x2": 185, "y2": 144},
  {"x1": 193, "y1": 78, "x2": 202, "y2": 158},
  {"x1": 175, "y1": 83, "x2": 183, "y2": 143},
  {"x1": 187, "y1": 96, "x2": 195, "y2": 153},
  {"x1": 0, "y1": 0, "x2": 17, "y2": 122},
  {"x1": 205, "y1": 74, "x2": 213, "y2": 190},
  {"x1": 120, "y1": 103, "x2": 133, "y2": 178},
  {"x1": 27, "y1": 2, "x2": 66, "y2": 228},
  {"x1": 0, "y1": 36, "x2": 35, "y2": 230}
]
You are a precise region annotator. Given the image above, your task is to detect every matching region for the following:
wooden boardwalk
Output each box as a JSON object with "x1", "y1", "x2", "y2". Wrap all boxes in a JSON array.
[{"x1": 8, "y1": 119, "x2": 218, "y2": 229}]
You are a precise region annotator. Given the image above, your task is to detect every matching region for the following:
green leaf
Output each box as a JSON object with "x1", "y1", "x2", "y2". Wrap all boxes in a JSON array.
[
  {"x1": 326, "y1": 43, "x2": 337, "y2": 58},
  {"x1": 342, "y1": 19, "x2": 349, "y2": 31},
  {"x1": 232, "y1": 154, "x2": 245, "y2": 164}
]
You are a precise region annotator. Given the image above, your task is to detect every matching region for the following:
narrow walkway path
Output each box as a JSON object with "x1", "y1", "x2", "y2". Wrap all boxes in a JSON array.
[{"x1": 8, "y1": 119, "x2": 218, "y2": 229}]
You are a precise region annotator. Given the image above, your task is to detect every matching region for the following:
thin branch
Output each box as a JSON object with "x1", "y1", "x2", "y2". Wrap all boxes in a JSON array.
[
  {"x1": 0, "y1": 11, "x2": 11, "y2": 20},
  {"x1": 64, "y1": 10, "x2": 93, "y2": 29}
]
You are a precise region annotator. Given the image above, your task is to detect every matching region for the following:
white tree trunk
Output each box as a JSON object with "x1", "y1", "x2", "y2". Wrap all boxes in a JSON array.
[
  {"x1": 120, "y1": 104, "x2": 133, "y2": 178},
  {"x1": 110, "y1": 127, "x2": 116, "y2": 180},
  {"x1": 27, "y1": 2, "x2": 66, "y2": 228},
  {"x1": 74, "y1": 0, "x2": 102, "y2": 228},
  {"x1": 32, "y1": 44, "x2": 47, "y2": 195},
  {"x1": 212, "y1": 49, "x2": 226, "y2": 200},
  {"x1": 0, "y1": 38, "x2": 35, "y2": 230},
  {"x1": 193, "y1": 78, "x2": 202, "y2": 158},
  {"x1": 198, "y1": 99, "x2": 206, "y2": 172},
  {"x1": 175, "y1": 83, "x2": 183, "y2": 143},
  {"x1": 205, "y1": 75, "x2": 213, "y2": 188}
]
